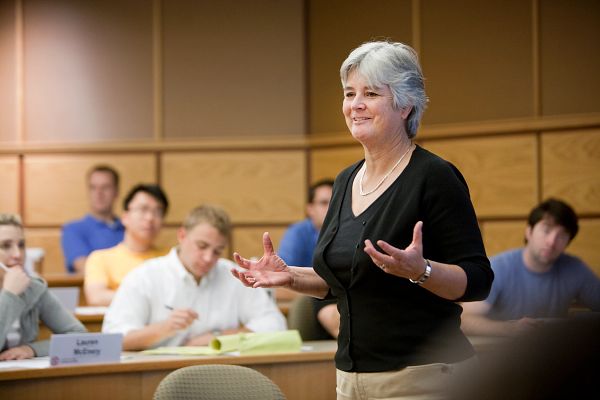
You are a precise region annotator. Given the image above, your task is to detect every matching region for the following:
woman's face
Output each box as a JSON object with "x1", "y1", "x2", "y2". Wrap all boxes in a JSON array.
[
  {"x1": 342, "y1": 72, "x2": 410, "y2": 144},
  {"x1": 0, "y1": 225, "x2": 25, "y2": 270}
]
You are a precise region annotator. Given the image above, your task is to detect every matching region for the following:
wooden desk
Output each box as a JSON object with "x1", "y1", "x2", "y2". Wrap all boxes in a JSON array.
[{"x1": 0, "y1": 341, "x2": 337, "y2": 400}]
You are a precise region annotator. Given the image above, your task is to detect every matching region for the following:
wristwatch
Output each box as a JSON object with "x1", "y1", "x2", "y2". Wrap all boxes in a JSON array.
[{"x1": 409, "y1": 259, "x2": 431, "y2": 285}]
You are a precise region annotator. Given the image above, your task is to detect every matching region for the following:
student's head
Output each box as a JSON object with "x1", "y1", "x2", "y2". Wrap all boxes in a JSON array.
[
  {"x1": 525, "y1": 198, "x2": 579, "y2": 265},
  {"x1": 87, "y1": 165, "x2": 120, "y2": 216},
  {"x1": 177, "y1": 205, "x2": 231, "y2": 280},
  {"x1": 306, "y1": 179, "x2": 334, "y2": 230},
  {"x1": 0, "y1": 213, "x2": 25, "y2": 271},
  {"x1": 121, "y1": 184, "x2": 169, "y2": 244}
]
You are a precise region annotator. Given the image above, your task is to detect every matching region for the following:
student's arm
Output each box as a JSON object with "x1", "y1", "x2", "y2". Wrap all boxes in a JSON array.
[
  {"x1": 122, "y1": 308, "x2": 198, "y2": 351},
  {"x1": 28, "y1": 286, "x2": 87, "y2": 357},
  {"x1": 83, "y1": 252, "x2": 114, "y2": 306},
  {"x1": 461, "y1": 301, "x2": 541, "y2": 337},
  {"x1": 61, "y1": 223, "x2": 90, "y2": 273},
  {"x1": 184, "y1": 327, "x2": 251, "y2": 347},
  {"x1": 72, "y1": 256, "x2": 88, "y2": 274},
  {"x1": 317, "y1": 303, "x2": 340, "y2": 338},
  {"x1": 84, "y1": 282, "x2": 115, "y2": 306}
]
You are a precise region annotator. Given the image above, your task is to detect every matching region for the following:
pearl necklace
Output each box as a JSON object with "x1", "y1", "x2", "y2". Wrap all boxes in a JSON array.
[{"x1": 359, "y1": 144, "x2": 414, "y2": 196}]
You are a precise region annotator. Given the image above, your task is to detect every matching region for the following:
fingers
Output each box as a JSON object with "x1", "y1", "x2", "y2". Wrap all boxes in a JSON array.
[
  {"x1": 411, "y1": 221, "x2": 423, "y2": 248},
  {"x1": 262, "y1": 232, "x2": 275, "y2": 256},
  {"x1": 230, "y1": 268, "x2": 259, "y2": 288},
  {"x1": 233, "y1": 252, "x2": 250, "y2": 270}
]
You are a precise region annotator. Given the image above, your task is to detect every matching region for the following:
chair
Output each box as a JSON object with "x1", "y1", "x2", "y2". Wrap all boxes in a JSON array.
[
  {"x1": 286, "y1": 295, "x2": 322, "y2": 341},
  {"x1": 153, "y1": 364, "x2": 286, "y2": 400}
]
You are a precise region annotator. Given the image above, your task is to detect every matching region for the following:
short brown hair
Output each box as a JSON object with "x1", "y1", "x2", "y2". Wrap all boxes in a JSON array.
[
  {"x1": 182, "y1": 205, "x2": 231, "y2": 237},
  {"x1": 87, "y1": 164, "x2": 120, "y2": 188}
]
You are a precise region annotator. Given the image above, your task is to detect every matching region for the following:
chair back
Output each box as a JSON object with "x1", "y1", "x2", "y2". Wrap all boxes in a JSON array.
[
  {"x1": 286, "y1": 295, "x2": 322, "y2": 341},
  {"x1": 153, "y1": 364, "x2": 286, "y2": 400}
]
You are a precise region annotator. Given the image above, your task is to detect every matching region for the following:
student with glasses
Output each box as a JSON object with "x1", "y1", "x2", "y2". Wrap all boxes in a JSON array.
[{"x1": 84, "y1": 184, "x2": 169, "y2": 306}]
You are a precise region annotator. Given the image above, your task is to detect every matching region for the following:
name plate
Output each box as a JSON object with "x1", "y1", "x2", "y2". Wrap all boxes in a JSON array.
[{"x1": 49, "y1": 333, "x2": 122, "y2": 366}]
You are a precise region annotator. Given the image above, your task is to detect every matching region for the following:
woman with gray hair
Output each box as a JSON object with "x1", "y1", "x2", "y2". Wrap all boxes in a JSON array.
[
  {"x1": 232, "y1": 41, "x2": 492, "y2": 399},
  {"x1": 0, "y1": 214, "x2": 86, "y2": 360}
]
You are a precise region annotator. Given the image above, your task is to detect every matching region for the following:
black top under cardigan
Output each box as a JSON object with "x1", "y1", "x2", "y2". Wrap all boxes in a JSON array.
[{"x1": 313, "y1": 145, "x2": 493, "y2": 372}]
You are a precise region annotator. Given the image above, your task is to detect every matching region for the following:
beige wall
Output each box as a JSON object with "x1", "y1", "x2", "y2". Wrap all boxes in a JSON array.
[{"x1": 0, "y1": 0, "x2": 599, "y2": 275}]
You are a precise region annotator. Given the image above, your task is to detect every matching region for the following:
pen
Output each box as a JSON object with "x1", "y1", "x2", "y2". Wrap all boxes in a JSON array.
[
  {"x1": 165, "y1": 304, "x2": 199, "y2": 320},
  {"x1": 0, "y1": 262, "x2": 9, "y2": 272}
]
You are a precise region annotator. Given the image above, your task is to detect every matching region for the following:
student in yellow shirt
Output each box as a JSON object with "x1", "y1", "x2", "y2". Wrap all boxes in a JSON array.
[{"x1": 84, "y1": 184, "x2": 169, "y2": 306}]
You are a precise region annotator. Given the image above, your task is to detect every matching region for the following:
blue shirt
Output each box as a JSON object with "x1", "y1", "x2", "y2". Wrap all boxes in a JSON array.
[
  {"x1": 486, "y1": 248, "x2": 600, "y2": 320},
  {"x1": 61, "y1": 214, "x2": 125, "y2": 273},
  {"x1": 278, "y1": 218, "x2": 319, "y2": 267}
]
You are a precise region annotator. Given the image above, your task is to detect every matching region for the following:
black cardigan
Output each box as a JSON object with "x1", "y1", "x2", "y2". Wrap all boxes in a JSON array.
[{"x1": 313, "y1": 145, "x2": 493, "y2": 372}]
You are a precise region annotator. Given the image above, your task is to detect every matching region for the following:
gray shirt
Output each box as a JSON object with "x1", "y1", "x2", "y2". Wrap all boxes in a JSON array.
[
  {"x1": 0, "y1": 277, "x2": 86, "y2": 356},
  {"x1": 486, "y1": 249, "x2": 600, "y2": 320}
]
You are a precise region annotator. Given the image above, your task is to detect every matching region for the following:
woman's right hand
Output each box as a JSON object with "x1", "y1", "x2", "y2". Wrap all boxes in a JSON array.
[
  {"x1": 232, "y1": 232, "x2": 293, "y2": 289},
  {"x1": 2, "y1": 267, "x2": 30, "y2": 295}
]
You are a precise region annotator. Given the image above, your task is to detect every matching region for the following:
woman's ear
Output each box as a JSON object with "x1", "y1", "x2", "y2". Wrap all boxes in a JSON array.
[{"x1": 401, "y1": 106, "x2": 413, "y2": 119}]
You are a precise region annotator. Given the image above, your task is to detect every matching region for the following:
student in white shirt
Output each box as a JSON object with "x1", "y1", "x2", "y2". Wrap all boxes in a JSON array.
[{"x1": 102, "y1": 205, "x2": 286, "y2": 350}]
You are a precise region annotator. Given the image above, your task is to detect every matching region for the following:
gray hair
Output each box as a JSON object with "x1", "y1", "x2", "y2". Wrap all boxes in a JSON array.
[
  {"x1": 0, "y1": 213, "x2": 23, "y2": 228},
  {"x1": 340, "y1": 41, "x2": 428, "y2": 138}
]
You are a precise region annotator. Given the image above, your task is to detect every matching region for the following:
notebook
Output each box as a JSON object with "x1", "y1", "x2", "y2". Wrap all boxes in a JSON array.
[{"x1": 49, "y1": 287, "x2": 80, "y2": 313}]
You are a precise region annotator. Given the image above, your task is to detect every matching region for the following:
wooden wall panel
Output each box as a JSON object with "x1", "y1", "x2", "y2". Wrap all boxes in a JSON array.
[
  {"x1": 0, "y1": 156, "x2": 19, "y2": 214},
  {"x1": 310, "y1": 145, "x2": 364, "y2": 183},
  {"x1": 232, "y1": 227, "x2": 286, "y2": 261},
  {"x1": 419, "y1": 0, "x2": 533, "y2": 125},
  {"x1": 540, "y1": 0, "x2": 600, "y2": 116},
  {"x1": 541, "y1": 129, "x2": 600, "y2": 214},
  {"x1": 569, "y1": 219, "x2": 600, "y2": 276},
  {"x1": 161, "y1": 151, "x2": 306, "y2": 224},
  {"x1": 308, "y1": 0, "x2": 413, "y2": 134},
  {"x1": 0, "y1": 0, "x2": 17, "y2": 143},
  {"x1": 481, "y1": 220, "x2": 525, "y2": 259},
  {"x1": 422, "y1": 135, "x2": 538, "y2": 217},
  {"x1": 25, "y1": 228, "x2": 63, "y2": 275},
  {"x1": 162, "y1": 0, "x2": 304, "y2": 138},
  {"x1": 155, "y1": 226, "x2": 179, "y2": 254},
  {"x1": 24, "y1": 154, "x2": 156, "y2": 225},
  {"x1": 23, "y1": 0, "x2": 154, "y2": 142}
]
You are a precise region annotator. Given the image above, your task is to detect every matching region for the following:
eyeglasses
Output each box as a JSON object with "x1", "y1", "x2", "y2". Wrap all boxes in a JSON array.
[{"x1": 127, "y1": 207, "x2": 164, "y2": 218}]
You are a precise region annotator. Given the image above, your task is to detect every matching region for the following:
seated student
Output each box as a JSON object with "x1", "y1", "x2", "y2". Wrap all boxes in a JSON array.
[
  {"x1": 0, "y1": 214, "x2": 86, "y2": 360},
  {"x1": 278, "y1": 179, "x2": 338, "y2": 339},
  {"x1": 102, "y1": 205, "x2": 286, "y2": 350},
  {"x1": 461, "y1": 198, "x2": 600, "y2": 336},
  {"x1": 61, "y1": 165, "x2": 125, "y2": 274},
  {"x1": 84, "y1": 183, "x2": 169, "y2": 306}
]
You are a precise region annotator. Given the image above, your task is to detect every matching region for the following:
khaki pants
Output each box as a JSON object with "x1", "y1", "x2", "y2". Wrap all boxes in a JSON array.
[{"x1": 336, "y1": 357, "x2": 477, "y2": 400}]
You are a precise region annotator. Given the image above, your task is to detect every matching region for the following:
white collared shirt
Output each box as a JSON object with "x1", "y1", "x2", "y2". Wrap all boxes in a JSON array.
[{"x1": 102, "y1": 248, "x2": 287, "y2": 348}]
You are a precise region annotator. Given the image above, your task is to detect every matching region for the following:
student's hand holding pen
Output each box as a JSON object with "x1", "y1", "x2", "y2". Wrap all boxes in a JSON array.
[
  {"x1": 0, "y1": 261, "x2": 30, "y2": 296},
  {"x1": 162, "y1": 305, "x2": 199, "y2": 334}
]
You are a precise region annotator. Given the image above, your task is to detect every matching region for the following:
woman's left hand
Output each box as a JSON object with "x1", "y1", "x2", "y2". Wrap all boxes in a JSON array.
[
  {"x1": 0, "y1": 345, "x2": 35, "y2": 360},
  {"x1": 364, "y1": 221, "x2": 427, "y2": 281}
]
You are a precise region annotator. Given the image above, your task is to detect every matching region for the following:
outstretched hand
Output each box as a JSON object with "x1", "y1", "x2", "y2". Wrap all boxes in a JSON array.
[
  {"x1": 364, "y1": 221, "x2": 426, "y2": 281},
  {"x1": 231, "y1": 232, "x2": 292, "y2": 288}
]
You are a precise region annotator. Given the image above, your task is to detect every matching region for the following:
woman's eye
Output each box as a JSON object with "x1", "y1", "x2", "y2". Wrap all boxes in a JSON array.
[
  {"x1": 366, "y1": 91, "x2": 378, "y2": 97},
  {"x1": 344, "y1": 92, "x2": 355, "y2": 98}
]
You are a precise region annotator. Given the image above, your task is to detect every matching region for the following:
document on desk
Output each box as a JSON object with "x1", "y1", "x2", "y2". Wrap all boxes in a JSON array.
[
  {"x1": 0, "y1": 357, "x2": 50, "y2": 369},
  {"x1": 141, "y1": 346, "x2": 220, "y2": 356}
]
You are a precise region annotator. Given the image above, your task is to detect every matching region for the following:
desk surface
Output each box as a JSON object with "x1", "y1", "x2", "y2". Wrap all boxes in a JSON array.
[{"x1": 0, "y1": 341, "x2": 337, "y2": 400}]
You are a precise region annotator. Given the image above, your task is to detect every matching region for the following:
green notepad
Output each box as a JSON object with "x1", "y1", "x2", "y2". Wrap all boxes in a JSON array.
[
  {"x1": 141, "y1": 330, "x2": 302, "y2": 356},
  {"x1": 212, "y1": 330, "x2": 303, "y2": 355}
]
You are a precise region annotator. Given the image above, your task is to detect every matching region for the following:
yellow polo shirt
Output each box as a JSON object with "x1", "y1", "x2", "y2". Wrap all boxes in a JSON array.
[{"x1": 84, "y1": 243, "x2": 168, "y2": 290}]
